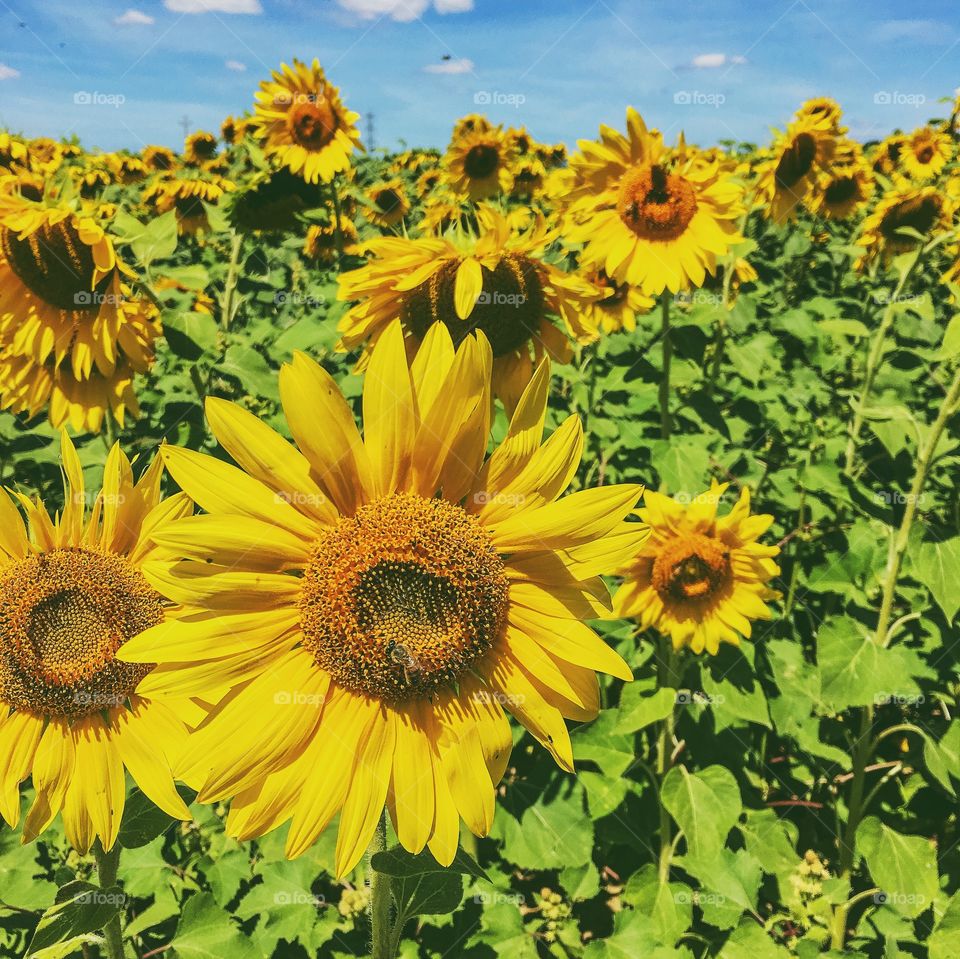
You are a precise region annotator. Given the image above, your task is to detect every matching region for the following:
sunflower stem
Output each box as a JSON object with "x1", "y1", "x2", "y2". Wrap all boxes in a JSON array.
[
  {"x1": 368, "y1": 813, "x2": 394, "y2": 959},
  {"x1": 659, "y1": 292, "x2": 672, "y2": 440},
  {"x1": 655, "y1": 636, "x2": 679, "y2": 883},
  {"x1": 220, "y1": 230, "x2": 243, "y2": 330},
  {"x1": 93, "y1": 840, "x2": 128, "y2": 959},
  {"x1": 830, "y1": 361, "x2": 960, "y2": 950},
  {"x1": 330, "y1": 177, "x2": 345, "y2": 265}
]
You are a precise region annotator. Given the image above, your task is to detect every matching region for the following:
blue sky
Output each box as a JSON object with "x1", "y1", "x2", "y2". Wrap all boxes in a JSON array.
[{"x1": 0, "y1": 0, "x2": 957, "y2": 153}]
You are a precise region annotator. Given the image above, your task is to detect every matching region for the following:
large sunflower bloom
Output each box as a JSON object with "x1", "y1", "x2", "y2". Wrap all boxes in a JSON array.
[
  {"x1": 338, "y1": 207, "x2": 603, "y2": 410},
  {"x1": 251, "y1": 59, "x2": 363, "y2": 184},
  {"x1": 613, "y1": 484, "x2": 780, "y2": 655},
  {"x1": 0, "y1": 431, "x2": 193, "y2": 852},
  {"x1": 756, "y1": 114, "x2": 836, "y2": 223},
  {"x1": 0, "y1": 197, "x2": 160, "y2": 432},
  {"x1": 118, "y1": 321, "x2": 645, "y2": 877},
  {"x1": 563, "y1": 108, "x2": 744, "y2": 295},
  {"x1": 900, "y1": 127, "x2": 953, "y2": 181},
  {"x1": 442, "y1": 127, "x2": 516, "y2": 201}
]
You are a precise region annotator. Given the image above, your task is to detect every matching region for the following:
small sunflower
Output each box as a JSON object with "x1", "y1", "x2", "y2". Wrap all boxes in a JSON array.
[
  {"x1": 418, "y1": 191, "x2": 477, "y2": 236},
  {"x1": 0, "y1": 197, "x2": 160, "y2": 431},
  {"x1": 582, "y1": 268, "x2": 654, "y2": 334},
  {"x1": 143, "y1": 174, "x2": 232, "y2": 235},
  {"x1": 221, "y1": 115, "x2": 251, "y2": 145},
  {"x1": 142, "y1": 145, "x2": 177, "y2": 173},
  {"x1": 184, "y1": 131, "x2": 218, "y2": 165},
  {"x1": 871, "y1": 134, "x2": 906, "y2": 176},
  {"x1": 415, "y1": 167, "x2": 443, "y2": 197},
  {"x1": 0, "y1": 430, "x2": 193, "y2": 852},
  {"x1": 900, "y1": 127, "x2": 953, "y2": 181},
  {"x1": 27, "y1": 138, "x2": 63, "y2": 176},
  {"x1": 365, "y1": 178, "x2": 410, "y2": 229},
  {"x1": 338, "y1": 206, "x2": 603, "y2": 410},
  {"x1": 613, "y1": 484, "x2": 780, "y2": 654},
  {"x1": 443, "y1": 127, "x2": 515, "y2": 201},
  {"x1": 226, "y1": 167, "x2": 326, "y2": 234},
  {"x1": 110, "y1": 154, "x2": 148, "y2": 184},
  {"x1": 564, "y1": 108, "x2": 744, "y2": 295},
  {"x1": 304, "y1": 216, "x2": 359, "y2": 264},
  {"x1": 76, "y1": 166, "x2": 113, "y2": 200},
  {"x1": 756, "y1": 115, "x2": 836, "y2": 223},
  {"x1": 251, "y1": 58, "x2": 363, "y2": 184},
  {"x1": 0, "y1": 133, "x2": 28, "y2": 171},
  {"x1": 809, "y1": 150, "x2": 874, "y2": 220},
  {"x1": 452, "y1": 114, "x2": 494, "y2": 139},
  {"x1": 795, "y1": 97, "x2": 846, "y2": 135},
  {"x1": 510, "y1": 157, "x2": 547, "y2": 200},
  {"x1": 118, "y1": 322, "x2": 644, "y2": 877},
  {"x1": 855, "y1": 185, "x2": 953, "y2": 268}
]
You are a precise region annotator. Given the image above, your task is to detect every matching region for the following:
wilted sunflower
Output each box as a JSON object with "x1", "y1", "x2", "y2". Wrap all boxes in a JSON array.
[
  {"x1": 365, "y1": 178, "x2": 410, "y2": 228},
  {"x1": 901, "y1": 127, "x2": 952, "y2": 181},
  {"x1": 118, "y1": 322, "x2": 644, "y2": 876},
  {"x1": 338, "y1": 206, "x2": 602, "y2": 410},
  {"x1": 582, "y1": 269, "x2": 654, "y2": 334},
  {"x1": 304, "y1": 216, "x2": 359, "y2": 264},
  {"x1": 0, "y1": 431, "x2": 193, "y2": 852},
  {"x1": 613, "y1": 484, "x2": 780, "y2": 654},
  {"x1": 184, "y1": 131, "x2": 218, "y2": 165},
  {"x1": 252, "y1": 59, "x2": 363, "y2": 184},
  {"x1": 143, "y1": 174, "x2": 232, "y2": 235},
  {"x1": 855, "y1": 185, "x2": 952, "y2": 267},
  {"x1": 0, "y1": 197, "x2": 160, "y2": 431},
  {"x1": 443, "y1": 127, "x2": 515, "y2": 200},
  {"x1": 142, "y1": 145, "x2": 177, "y2": 173},
  {"x1": 756, "y1": 114, "x2": 835, "y2": 223},
  {"x1": 564, "y1": 108, "x2": 744, "y2": 295}
]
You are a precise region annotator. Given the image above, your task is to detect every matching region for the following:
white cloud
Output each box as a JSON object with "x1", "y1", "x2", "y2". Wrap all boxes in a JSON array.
[
  {"x1": 335, "y1": 0, "x2": 471, "y2": 21},
  {"x1": 225, "y1": 59, "x2": 247, "y2": 71},
  {"x1": 424, "y1": 57, "x2": 473, "y2": 74},
  {"x1": 115, "y1": 8, "x2": 155, "y2": 24},
  {"x1": 691, "y1": 52, "x2": 746, "y2": 68},
  {"x1": 164, "y1": 0, "x2": 262, "y2": 13},
  {"x1": 0, "y1": 63, "x2": 20, "y2": 80}
]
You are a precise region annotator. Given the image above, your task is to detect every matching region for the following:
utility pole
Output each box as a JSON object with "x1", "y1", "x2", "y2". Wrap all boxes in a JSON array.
[
  {"x1": 179, "y1": 115, "x2": 191, "y2": 142},
  {"x1": 366, "y1": 112, "x2": 375, "y2": 150}
]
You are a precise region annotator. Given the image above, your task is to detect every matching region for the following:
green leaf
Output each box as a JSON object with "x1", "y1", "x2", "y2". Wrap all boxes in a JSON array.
[
  {"x1": 170, "y1": 893, "x2": 259, "y2": 959},
  {"x1": 929, "y1": 889, "x2": 960, "y2": 959},
  {"x1": 719, "y1": 920, "x2": 793, "y2": 957},
  {"x1": 857, "y1": 816, "x2": 938, "y2": 919},
  {"x1": 27, "y1": 881, "x2": 124, "y2": 957},
  {"x1": 118, "y1": 785, "x2": 194, "y2": 848},
  {"x1": 392, "y1": 871, "x2": 464, "y2": 919},
  {"x1": 370, "y1": 845, "x2": 487, "y2": 882},
  {"x1": 614, "y1": 686, "x2": 676, "y2": 734},
  {"x1": 909, "y1": 538, "x2": 960, "y2": 623},
  {"x1": 162, "y1": 311, "x2": 220, "y2": 361},
  {"x1": 661, "y1": 765, "x2": 742, "y2": 859}
]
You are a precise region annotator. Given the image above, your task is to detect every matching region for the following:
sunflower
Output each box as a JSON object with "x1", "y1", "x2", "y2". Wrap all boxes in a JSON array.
[
  {"x1": 795, "y1": 97, "x2": 846, "y2": 135},
  {"x1": 338, "y1": 206, "x2": 603, "y2": 410},
  {"x1": 143, "y1": 174, "x2": 232, "y2": 235},
  {"x1": 564, "y1": 108, "x2": 744, "y2": 295},
  {"x1": 110, "y1": 154, "x2": 148, "y2": 184},
  {"x1": 0, "y1": 197, "x2": 160, "y2": 431},
  {"x1": 900, "y1": 127, "x2": 952, "y2": 181},
  {"x1": 415, "y1": 167, "x2": 443, "y2": 197},
  {"x1": 226, "y1": 167, "x2": 325, "y2": 234},
  {"x1": 510, "y1": 157, "x2": 547, "y2": 200},
  {"x1": 756, "y1": 115, "x2": 836, "y2": 223},
  {"x1": 0, "y1": 169, "x2": 45, "y2": 203},
  {"x1": 0, "y1": 430, "x2": 193, "y2": 852},
  {"x1": 855, "y1": 185, "x2": 953, "y2": 268},
  {"x1": 365, "y1": 178, "x2": 410, "y2": 229},
  {"x1": 184, "y1": 131, "x2": 218, "y2": 165},
  {"x1": 871, "y1": 134, "x2": 906, "y2": 176},
  {"x1": 452, "y1": 114, "x2": 493, "y2": 139},
  {"x1": 118, "y1": 321, "x2": 644, "y2": 876},
  {"x1": 252, "y1": 59, "x2": 363, "y2": 184},
  {"x1": 809, "y1": 149, "x2": 874, "y2": 220},
  {"x1": 303, "y1": 216, "x2": 359, "y2": 264},
  {"x1": 142, "y1": 145, "x2": 177, "y2": 173},
  {"x1": 418, "y1": 191, "x2": 477, "y2": 236},
  {"x1": 0, "y1": 133, "x2": 28, "y2": 171},
  {"x1": 443, "y1": 127, "x2": 515, "y2": 200},
  {"x1": 582, "y1": 268, "x2": 654, "y2": 334},
  {"x1": 221, "y1": 115, "x2": 251, "y2": 145},
  {"x1": 76, "y1": 165, "x2": 113, "y2": 200},
  {"x1": 27, "y1": 138, "x2": 63, "y2": 176},
  {"x1": 613, "y1": 484, "x2": 780, "y2": 654}
]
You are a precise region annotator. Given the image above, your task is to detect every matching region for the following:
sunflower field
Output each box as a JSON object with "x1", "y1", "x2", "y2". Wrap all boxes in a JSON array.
[{"x1": 0, "y1": 58, "x2": 960, "y2": 959}]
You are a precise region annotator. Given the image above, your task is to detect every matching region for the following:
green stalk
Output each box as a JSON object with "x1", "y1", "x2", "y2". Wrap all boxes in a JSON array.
[
  {"x1": 93, "y1": 841, "x2": 127, "y2": 959},
  {"x1": 655, "y1": 635, "x2": 679, "y2": 883},
  {"x1": 368, "y1": 814, "x2": 393, "y2": 959},
  {"x1": 330, "y1": 177, "x2": 345, "y2": 262},
  {"x1": 220, "y1": 231, "x2": 243, "y2": 330},
  {"x1": 659, "y1": 292, "x2": 672, "y2": 440},
  {"x1": 831, "y1": 362, "x2": 960, "y2": 949}
]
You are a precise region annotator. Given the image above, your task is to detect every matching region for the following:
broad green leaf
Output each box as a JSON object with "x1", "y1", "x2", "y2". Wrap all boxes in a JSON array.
[
  {"x1": 27, "y1": 882, "x2": 124, "y2": 957},
  {"x1": 170, "y1": 893, "x2": 259, "y2": 959},
  {"x1": 661, "y1": 765, "x2": 741, "y2": 859},
  {"x1": 857, "y1": 816, "x2": 938, "y2": 919},
  {"x1": 909, "y1": 538, "x2": 960, "y2": 623}
]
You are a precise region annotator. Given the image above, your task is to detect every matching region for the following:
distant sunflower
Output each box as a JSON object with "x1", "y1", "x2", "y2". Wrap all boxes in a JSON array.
[
  {"x1": 304, "y1": 216, "x2": 359, "y2": 264},
  {"x1": 118, "y1": 322, "x2": 644, "y2": 876},
  {"x1": 901, "y1": 127, "x2": 952, "y2": 181},
  {"x1": 27, "y1": 138, "x2": 63, "y2": 176},
  {"x1": 510, "y1": 157, "x2": 546, "y2": 200},
  {"x1": 756, "y1": 115, "x2": 836, "y2": 223},
  {"x1": 76, "y1": 166, "x2": 112, "y2": 200},
  {"x1": 613, "y1": 484, "x2": 780, "y2": 654},
  {"x1": 0, "y1": 197, "x2": 160, "y2": 431},
  {"x1": 338, "y1": 207, "x2": 603, "y2": 410},
  {"x1": 142, "y1": 145, "x2": 177, "y2": 173},
  {"x1": 0, "y1": 134, "x2": 28, "y2": 171},
  {"x1": 143, "y1": 174, "x2": 232, "y2": 235},
  {"x1": 0, "y1": 169, "x2": 45, "y2": 203},
  {"x1": 184, "y1": 131, "x2": 218, "y2": 165},
  {"x1": 810, "y1": 152, "x2": 874, "y2": 220},
  {"x1": 871, "y1": 134, "x2": 906, "y2": 176},
  {"x1": 564, "y1": 108, "x2": 744, "y2": 295},
  {"x1": 221, "y1": 115, "x2": 251, "y2": 145},
  {"x1": 252, "y1": 59, "x2": 363, "y2": 184},
  {"x1": 0, "y1": 430, "x2": 193, "y2": 852},
  {"x1": 227, "y1": 167, "x2": 325, "y2": 234},
  {"x1": 443, "y1": 127, "x2": 515, "y2": 200},
  {"x1": 582, "y1": 269, "x2": 654, "y2": 334},
  {"x1": 111, "y1": 154, "x2": 148, "y2": 184},
  {"x1": 415, "y1": 167, "x2": 442, "y2": 197},
  {"x1": 795, "y1": 97, "x2": 846, "y2": 135},
  {"x1": 452, "y1": 114, "x2": 493, "y2": 139},
  {"x1": 365, "y1": 178, "x2": 410, "y2": 229},
  {"x1": 419, "y1": 191, "x2": 476, "y2": 236},
  {"x1": 855, "y1": 185, "x2": 952, "y2": 267}
]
